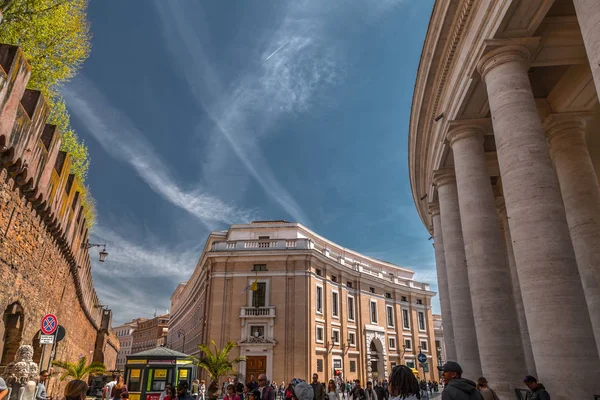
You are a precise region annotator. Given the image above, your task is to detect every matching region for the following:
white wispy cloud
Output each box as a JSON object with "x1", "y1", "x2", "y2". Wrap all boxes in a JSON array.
[
  {"x1": 89, "y1": 224, "x2": 201, "y2": 279},
  {"x1": 154, "y1": 1, "x2": 349, "y2": 226},
  {"x1": 63, "y1": 78, "x2": 255, "y2": 228}
]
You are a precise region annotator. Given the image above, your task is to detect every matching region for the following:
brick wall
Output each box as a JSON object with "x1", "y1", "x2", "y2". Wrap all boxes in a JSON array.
[{"x1": 0, "y1": 43, "x2": 119, "y2": 395}]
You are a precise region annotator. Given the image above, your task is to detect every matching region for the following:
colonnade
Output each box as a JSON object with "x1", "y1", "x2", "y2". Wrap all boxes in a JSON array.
[{"x1": 430, "y1": 33, "x2": 600, "y2": 400}]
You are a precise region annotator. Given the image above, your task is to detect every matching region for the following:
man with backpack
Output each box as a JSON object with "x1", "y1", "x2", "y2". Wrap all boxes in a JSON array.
[{"x1": 349, "y1": 380, "x2": 365, "y2": 400}]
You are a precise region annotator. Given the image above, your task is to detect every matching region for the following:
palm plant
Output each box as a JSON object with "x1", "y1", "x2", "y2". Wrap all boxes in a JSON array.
[
  {"x1": 191, "y1": 341, "x2": 245, "y2": 399},
  {"x1": 52, "y1": 356, "x2": 106, "y2": 381}
]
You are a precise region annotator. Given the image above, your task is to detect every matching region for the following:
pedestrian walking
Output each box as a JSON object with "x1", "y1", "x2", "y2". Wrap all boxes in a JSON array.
[
  {"x1": 225, "y1": 385, "x2": 241, "y2": 400},
  {"x1": 523, "y1": 376, "x2": 550, "y2": 400},
  {"x1": 326, "y1": 380, "x2": 338, "y2": 400},
  {"x1": 163, "y1": 388, "x2": 175, "y2": 400},
  {"x1": 200, "y1": 381, "x2": 206, "y2": 400},
  {"x1": 36, "y1": 370, "x2": 49, "y2": 400},
  {"x1": 437, "y1": 362, "x2": 483, "y2": 400},
  {"x1": 475, "y1": 378, "x2": 498, "y2": 400},
  {"x1": 290, "y1": 379, "x2": 314, "y2": 400},
  {"x1": 349, "y1": 380, "x2": 365, "y2": 400},
  {"x1": 0, "y1": 376, "x2": 8, "y2": 400},
  {"x1": 258, "y1": 374, "x2": 274, "y2": 400},
  {"x1": 103, "y1": 374, "x2": 118, "y2": 400},
  {"x1": 387, "y1": 365, "x2": 420, "y2": 400},
  {"x1": 111, "y1": 375, "x2": 128, "y2": 400},
  {"x1": 177, "y1": 382, "x2": 195, "y2": 400},
  {"x1": 161, "y1": 384, "x2": 174, "y2": 400},
  {"x1": 311, "y1": 374, "x2": 325, "y2": 400},
  {"x1": 248, "y1": 377, "x2": 259, "y2": 392},
  {"x1": 65, "y1": 380, "x2": 89, "y2": 400},
  {"x1": 365, "y1": 382, "x2": 377, "y2": 400},
  {"x1": 285, "y1": 384, "x2": 294, "y2": 400}
]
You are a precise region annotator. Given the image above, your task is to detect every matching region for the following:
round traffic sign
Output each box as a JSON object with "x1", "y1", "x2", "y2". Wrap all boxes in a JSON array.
[
  {"x1": 417, "y1": 353, "x2": 427, "y2": 363},
  {"x1": 41, "y1": 314, "x2": 58, "y2": 335}
]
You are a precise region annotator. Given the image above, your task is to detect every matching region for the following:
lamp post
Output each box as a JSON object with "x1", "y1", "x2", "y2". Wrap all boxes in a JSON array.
[
  {"x1": 83, "y1": 243, "x2": 109, "y2": 262},
  {"x1": 178, "y1": 329, "x2": 186, "y2": 354}
]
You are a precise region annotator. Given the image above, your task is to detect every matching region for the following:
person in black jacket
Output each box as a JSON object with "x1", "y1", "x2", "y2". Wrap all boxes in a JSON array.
[
  {"x1": 437, "y1": 362, "x2": 483, "y2": 400},
  {"x1": 523, "y1": 376, "x2": 550, "y2": 400}
]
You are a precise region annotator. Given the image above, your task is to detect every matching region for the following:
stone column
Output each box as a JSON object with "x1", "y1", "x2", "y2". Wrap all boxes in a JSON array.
[
  {"x1": 428, "y1": 202, "x2": 457, "y2": 362},
  {"x1": 447, "y1": 125, "x2": 526, "y2": 397},
  {"x1": 432, "y1": 169, "x2": 482, "y2": 379},
  {"x1": 573, "y1": 0, "x2": 600, "y2": 101},
  {"x1": 478, "y1": 45, "x2": 600, "y2": 398},
  {"x1": 497, "y1": 197, "x2": 537, "y2": 377},
  {"x1": 545, "y1": 114, "x2": 600, "y2": 355}
]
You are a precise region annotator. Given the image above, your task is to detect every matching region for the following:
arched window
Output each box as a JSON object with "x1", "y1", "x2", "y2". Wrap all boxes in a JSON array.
[{"x1": 1, "y1": 302, "x2": 25, "y2": 365}]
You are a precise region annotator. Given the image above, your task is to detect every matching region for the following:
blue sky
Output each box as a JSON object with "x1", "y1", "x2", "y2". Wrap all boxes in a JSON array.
[{"x1": 63, "y1": 0, "x2": 436, "y2": 325}]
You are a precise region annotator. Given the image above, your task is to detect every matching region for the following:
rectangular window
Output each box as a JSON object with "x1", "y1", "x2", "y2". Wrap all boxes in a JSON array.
[
  {"x1": 332, "y1": 329, "x2": 340, "y2": 345},
  {"x1": 402, "y1": 309, "x2": 410, "y2": 329},
  {"x1": 250, "y1": 325, "x2": 265, "y2": 339},
  {"x1": 331, "y1": 275, "x2": 338, "y2": 283},
  {"x1": 333, "y1": 359, "x2": 342, "y2": 369},
  {"x1": 406, "y1": 360, "x2": 415, "y2": 369},
  {"x1": 317, "y1": 359, "x2": 323, "y2": 372},
  {"x1": 347, "y1": 296, "x2": 355, "y2": 322},
  {"x1": 418, "y1": 312, "x2": 426, "y2": 331},
  {"x1": 348, "y1": 332, "x2": 356, "y2": 346},
  {"x1": 332, "y1": 291, "x2": 339, "y2": 317},
  {"x1": 252, "y1": 282, "x2": 266, "y2": 307},
  {"x1": 370, "y1": 301, "x2": 378, "y2": 324},
  {"x1": 346, "y1": 281, "x2": 353, "y2": 288},
  {"x1": 421, "y1": 340, "x2": 428, "y2": 352},
  {"x1": 316, "y1": 269, "x2": 322, "y2": 276},
  {"x1": 391, "y1": 362, "x2": 397, "y2": 368},
  {"x1": 401, "y1": 296, "x2": 408, "y2": 302},
  {"x1": 253, "y1": 264, "x2": 267, "y2": 271},
  {"x1": 404, "y1": 339, "x2": 412, "y2": 350},
  {"x1": 316, "y1": 286, "x2": 323, "y2": 314},
  {"x1": 386, "y1": 305, "x2": 395, "y2": 327},
  {"x1": 258, "y1": 236, "x2": 270, "y2": 239},
  {"x1": 369, "y1": 287, "x2": 375, "y2": 293},
  {"x1": 435, "y1": 340, "x2": 441, "y2": 352},
  {"x1": 416, "y1": 299, "x2": 423, "y2": 305},
  {"x1": 389, "y1": 337, "x2": 396, "y2": 349},
  {"x1": 316, "y1": 326, "x2": 324, "y2": 343},
  {"x1": 350, "y1": 360, "x2": 356, "y2": 373},
  {"x1": 385, "y1": 292, "x2": 392, "y2": 299}
]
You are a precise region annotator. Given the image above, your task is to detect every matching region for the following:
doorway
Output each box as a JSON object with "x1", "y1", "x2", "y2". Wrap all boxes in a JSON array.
[
  {"x1": 245, "y1": 356, "x2": 266, "y2": 383},
  {"x1": 1, "y1": 302, "x2": 24, "y2": 366}
]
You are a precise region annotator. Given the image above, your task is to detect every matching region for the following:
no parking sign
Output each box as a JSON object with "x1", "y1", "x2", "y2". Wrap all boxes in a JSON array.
[{"x1": 41, "y1": 314, "x2": 58, "y2": 335}]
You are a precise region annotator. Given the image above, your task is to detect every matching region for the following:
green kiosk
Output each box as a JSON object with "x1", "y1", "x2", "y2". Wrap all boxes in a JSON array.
[{"x1": 124, "y1": 347, "x2": 195, "y2": 400}]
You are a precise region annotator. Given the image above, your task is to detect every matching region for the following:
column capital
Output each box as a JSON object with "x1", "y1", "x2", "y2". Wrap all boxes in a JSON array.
[
  {"x1": 428, "y1": 202, "x2": 441, "y2": 217},
  {"x1": 543, "y1": 112, "x2": 593, "y2": 145},
  {"x1": 477, "y1": 45, "x2": 530, "y2": 80},
  {"x1": 432, "y1": 168, "x2": 456, "y2": 188},
  {"x1": 446, "y1": 120, "x2": 489, "y2": 148}
]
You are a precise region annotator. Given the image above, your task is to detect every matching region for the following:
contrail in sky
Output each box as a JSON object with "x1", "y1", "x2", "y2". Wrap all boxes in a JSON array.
[{"x1": 265, "y1": 38, "x2": 291, "y2": 60}]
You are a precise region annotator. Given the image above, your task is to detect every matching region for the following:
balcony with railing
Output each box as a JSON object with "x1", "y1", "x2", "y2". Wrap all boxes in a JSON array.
[
  {"x1": 212, "y1": 238, "x2": 312, "y2": 252},
  {"x1": 240, "y1": 306, "x2": 276, "y2": 318}
]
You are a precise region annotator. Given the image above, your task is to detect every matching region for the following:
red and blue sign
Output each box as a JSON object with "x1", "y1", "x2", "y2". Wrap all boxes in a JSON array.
[{"x1": 41, "y1": 314, "x2": 58, "y2": 335}]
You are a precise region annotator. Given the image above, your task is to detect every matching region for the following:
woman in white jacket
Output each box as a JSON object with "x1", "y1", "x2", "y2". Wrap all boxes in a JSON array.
[{"x1": 387, "y1": 366, "x2": 420, "y2": 400}]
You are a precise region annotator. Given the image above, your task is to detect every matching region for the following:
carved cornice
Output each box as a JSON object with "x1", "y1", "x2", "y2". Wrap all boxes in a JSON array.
[
  {"x1": 446, "y1": 122, "x2": 487, "y2": 148},
  {"x1": 428, "y1": 202, "x2": 441, "y2": 217}
]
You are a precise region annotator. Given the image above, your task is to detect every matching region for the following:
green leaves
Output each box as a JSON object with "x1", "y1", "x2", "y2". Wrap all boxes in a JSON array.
[
  {"x1": 191, "y1": 340, "x2": 245, "y2": 384},
  {"x1": 52, "y1": 356, "x2": 106, "y2": 381},
  {"x1": 0, "y1": 0, "x2": 94, "y2": 226}
]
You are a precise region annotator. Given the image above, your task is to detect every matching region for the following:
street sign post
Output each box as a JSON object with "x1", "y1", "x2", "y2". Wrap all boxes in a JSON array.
[
  {"x1": 417, "y1": 353, "x2": 427, "y2": 363},
  {"x1": 41, "y1": 314, "x2": 58, "y2": 335},
  {"x1": 40, "y1": 335, "x2": 54, "y2": 344}
]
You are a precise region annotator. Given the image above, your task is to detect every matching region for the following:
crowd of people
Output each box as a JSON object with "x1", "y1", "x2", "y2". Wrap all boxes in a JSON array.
[{"x1": 0, "y1": 360, "x2": 550, "y2": 400}]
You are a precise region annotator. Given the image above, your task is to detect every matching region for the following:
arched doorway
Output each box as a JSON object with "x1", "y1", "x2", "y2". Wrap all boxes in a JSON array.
[
  {"x1": 367, "y1": 338, "x2": 385, "y2": 381},
  {"x1": 0, "y1": 302, "x2": 25, "y2": 365}
]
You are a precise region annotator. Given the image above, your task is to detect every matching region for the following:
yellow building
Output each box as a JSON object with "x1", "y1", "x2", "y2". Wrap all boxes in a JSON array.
[{"x1": 168, "y1": 221, "x2": 438, "y2": 384}]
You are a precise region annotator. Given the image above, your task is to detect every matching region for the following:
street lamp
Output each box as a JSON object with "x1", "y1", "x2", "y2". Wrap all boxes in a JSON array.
[
  {"x1": 178, "y1": 329, "x2": 186, "y2": 354},
  {"x1": 84, "y1": 243, "x2": 109, "y2": 262}
]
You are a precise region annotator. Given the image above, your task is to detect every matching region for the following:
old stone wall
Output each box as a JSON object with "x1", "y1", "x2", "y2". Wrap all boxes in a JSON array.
[{"x1": 0, "y1": 43, "x2": 119, "y2": 395}]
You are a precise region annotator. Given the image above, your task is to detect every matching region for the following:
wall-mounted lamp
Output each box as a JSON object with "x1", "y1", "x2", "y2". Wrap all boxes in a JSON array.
[{"x1": 84, "y1": 243, "x2": 109, "y2": 262}]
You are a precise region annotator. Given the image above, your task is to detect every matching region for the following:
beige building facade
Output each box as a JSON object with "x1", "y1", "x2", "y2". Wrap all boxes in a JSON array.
[
  {"x1": 168, "y1": 221, "x2": 439, "y2": 384},
  {"x1": 131, "y1": 315, "x2": 169, "y2": 355},
  {"x1": 409, "y1": 0, "x2": 600, "y2": 398},
  {"x1": 115, "y1": 318, "x2": 146, "y2": 371}
]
